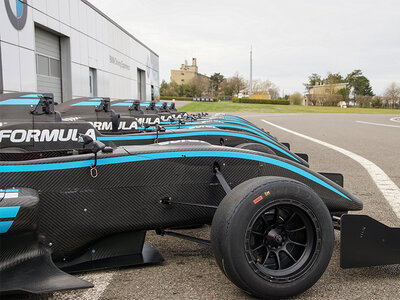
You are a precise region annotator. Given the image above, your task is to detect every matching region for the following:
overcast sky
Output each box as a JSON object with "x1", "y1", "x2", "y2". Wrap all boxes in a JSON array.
[{"x1": 91, "y1": 0, "x2": 400, "y2": 95}]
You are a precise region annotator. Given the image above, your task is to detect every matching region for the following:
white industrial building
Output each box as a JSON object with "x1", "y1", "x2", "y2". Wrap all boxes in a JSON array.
[{"x1": 0, "y1": 0, "x2": 159, "y2": 102}]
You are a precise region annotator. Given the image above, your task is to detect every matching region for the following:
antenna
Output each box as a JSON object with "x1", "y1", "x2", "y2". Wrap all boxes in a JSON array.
[{"x1": 250, "y1": 45, "x2": 253, "y2": 95}]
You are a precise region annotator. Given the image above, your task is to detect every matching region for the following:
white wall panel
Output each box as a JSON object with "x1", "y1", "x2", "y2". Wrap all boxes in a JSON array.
[
  {"x1": 71, "y1": 62, "x2": 87, "y2": 97},
  {"x1": 79, "y1": 32, "x2": 89, "y2": 66},
  {"x1": 59, "y1": 22, "x2": 71, "y2": 37},
  {"x1": 58, "y1": 0, "x2": 70, "y2": 26},
  {"x1": 46, "y1": 0, "x2": 59, "y2": 21},
  {"x1": 78, "y1": 1, "x2": 88, "y2": 35},
  {"x1": 16, "y1": 7, "x2": 35, "y2": 50},
  {"x1": 32, "y1": 0, "x2": 47, "y2": 14},
  {"x1": 69, "y1": 0, "x2": 80, "y2": 29},
  {"x1": 87, "y1": 8, "x2": 96, "y2": 40},
  {"x1": 70, "y1": 29, "x2": 80, "y2": 63},
  {"x1": 1, "y1": 42, "x2": 21, "y2": 91},
  {"x1": 32, "y1": 0, "x2": 47, "y2": 26},
  {"x1": 19, "y1": 48, "x2": 37, "y2": 92}
]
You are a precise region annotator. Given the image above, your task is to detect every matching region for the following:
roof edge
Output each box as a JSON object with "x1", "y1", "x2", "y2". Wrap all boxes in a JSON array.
[{"x1": 81, "y1": 0, "x2": 159, "y2": 57}]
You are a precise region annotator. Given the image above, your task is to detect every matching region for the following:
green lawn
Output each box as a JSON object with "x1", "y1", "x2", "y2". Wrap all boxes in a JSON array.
[{"x1": 181, "y1": 102, "x2": 400, "y2": 114}]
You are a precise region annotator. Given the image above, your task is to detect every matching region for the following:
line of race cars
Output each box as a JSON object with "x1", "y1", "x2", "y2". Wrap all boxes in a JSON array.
[{"x1": 0, "y1": 93, "x2": 398, "y2": 299}]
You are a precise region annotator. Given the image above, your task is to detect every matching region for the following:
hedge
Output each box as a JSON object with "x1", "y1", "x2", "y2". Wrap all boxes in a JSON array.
[
  {"x1": 232, "y1": 98, "x2": 290, "y2": 105},
  {"x1": 160, "y1": 96, "x2": 193, "y2": 101}
]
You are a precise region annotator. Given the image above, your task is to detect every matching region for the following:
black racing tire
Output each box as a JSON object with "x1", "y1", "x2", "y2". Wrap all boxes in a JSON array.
[
  {"x1": 235, "y1": 142, "x2": 276, "y2": 155},
  {"x1": 211, "y1": 176, "x2": 334, "y2": 299}
]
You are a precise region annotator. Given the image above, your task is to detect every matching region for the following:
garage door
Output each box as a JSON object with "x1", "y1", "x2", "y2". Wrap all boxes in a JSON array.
[{"x1": 35, "y1": 27, "x2": 62, "y2": 102}]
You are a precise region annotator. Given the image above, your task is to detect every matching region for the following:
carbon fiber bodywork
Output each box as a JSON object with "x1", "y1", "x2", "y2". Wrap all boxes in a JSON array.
[{"x1": 1, "y1": 143, "x2": 362, "y2": 259}]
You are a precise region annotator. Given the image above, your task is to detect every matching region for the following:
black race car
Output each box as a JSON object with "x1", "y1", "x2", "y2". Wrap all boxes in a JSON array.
[
  {"x1": 0, "y1": 93, "x2": 307, "y2": 166},
  {"x1": 0, "y1": 93, "x2": 396, "y2": 299}
]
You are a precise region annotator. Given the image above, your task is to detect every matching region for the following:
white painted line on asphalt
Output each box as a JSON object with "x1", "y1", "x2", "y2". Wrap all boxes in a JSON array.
[
  {"x1": 390, "y1": 117, "x2": 400, "y2": 123},
  {"x1": 77, "y1": 272, "x2": 114, "y2": 300},
  {"x1": 356, "y1": 120, "x2": 400, "y2": 128},
  {"x1": 261, "y1": 119, "x2": 400, "y2": 218}
]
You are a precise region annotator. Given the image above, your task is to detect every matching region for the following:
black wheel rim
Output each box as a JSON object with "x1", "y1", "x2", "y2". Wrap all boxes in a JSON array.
[{"x1": 244, "y1": 200, "x2": 322, "y2": 283}]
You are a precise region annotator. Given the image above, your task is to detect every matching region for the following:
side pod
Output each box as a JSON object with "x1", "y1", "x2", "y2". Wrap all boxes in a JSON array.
[
  {"x1": 340, "y1": 214, "x2": 400, "y2": 268},
  {"x1": 0, "y1": 188, "x2": 93, "y2": 293}
]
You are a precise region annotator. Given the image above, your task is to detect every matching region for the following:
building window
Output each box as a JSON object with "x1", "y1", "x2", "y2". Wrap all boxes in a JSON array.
[
  {"x1": 49, "y1": 58, "x2": 61, "y2": 77},
  {"x1": 137, "y1": 68, "x2": 146, "y2": 101},
  {"x1": 181, "y1": 79, "x2": 184, "y2": 82},
  {"x1": 37, "y1": 54, "x2": 49, "y2": 76},
  {"x1": 181, "y1": 72, "x2": 184, "y2": 76},
  {"x1": 36, "y1": 54, "x2": 61, "y2": 78},
  {"x1": 89, "y1": 68, "x2": 97, "y2": 97}
]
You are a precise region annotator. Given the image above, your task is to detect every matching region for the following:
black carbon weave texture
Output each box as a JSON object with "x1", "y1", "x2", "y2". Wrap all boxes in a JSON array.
[{"x1": 0, "y1": 146, "x2": 360, "y2": 262}]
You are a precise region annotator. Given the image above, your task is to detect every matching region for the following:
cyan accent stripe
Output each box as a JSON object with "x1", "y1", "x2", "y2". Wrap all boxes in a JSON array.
[
  {"x1": 219, "y1": 120, "x2": 264, "y2": 134},
  {"x1": 89, "y1": 98, "x2": 103, "y2": 101},
  {"x1": 225, "y1": 116, "x2": 248, "y2": 122},
  {"x1": 72, "y1": 101, "x2": 101, "y2": 106},
  {"x1": 0, "y1": 99, "x2": 40, "y2": 105},
  {"x1": 168, "y1": 124, "x2": 278, "y2": 144},
  {"x1": 112, "y1": 103, "x2": 132, "y2": 106},
  {"x1": 0, "y1": 221, "x2": 14, "y2": 233},
  {"x1": 21, "y1": 94, "x2": 42, "y2": 98},
  {"x1": 0, "y1": 151, "x2": 349, "y2": 200},
  {"x1": 0, "y1": 189, "x2": 19, "y2": 193},
  {"x1": 97, "y1": 131, "x2": 299, "y2": 162},
  {"x1": 0, "y1": 206, "x2": 20, "y2": 219}
]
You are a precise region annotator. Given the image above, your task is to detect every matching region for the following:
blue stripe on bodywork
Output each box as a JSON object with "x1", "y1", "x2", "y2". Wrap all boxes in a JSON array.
[
  {"x1": 89, "y1": 98, "x2": 103, "y2": 101},
  {"x1": 0, "y1": 99, "x2": 40, "y2": 105},
  {"x1": 72, "y1": 101, "x2": 101, "y2": 106},
  {"x1": 0, "y1": 206, "x2": 20, "y2": 219},
  {"x1": 112, "y1": 103, "x2": 132, "y2": 106},
  {"x1": 97, "y1": 131, "x2": 299, "y2": 162},
  {"x1": 0, "y1": 151, "x2": 349, "y2": 200},
  {"x1": 167, "y1": 124, "x2": 277, "y2": 143},
  {"x1": 219, "y1": 120, "x2": 264, "y2": 133},
  {"x1": 0, "y1": 221, "x2": 13, "y2": 233},
  {"x1": 20, "y1": 94, "x2": 42, "y2": 98},
  {"x1": 0, "y1": 189, "x2": 19, "y2": 193}
]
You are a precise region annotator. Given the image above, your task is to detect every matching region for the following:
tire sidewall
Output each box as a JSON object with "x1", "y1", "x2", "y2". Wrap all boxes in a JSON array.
[{"x1": 212, "y1": 177, "x2": 334, "y2": 299}]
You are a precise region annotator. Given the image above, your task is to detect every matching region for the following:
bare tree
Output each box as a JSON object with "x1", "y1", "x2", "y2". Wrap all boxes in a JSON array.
[
  {"x1": 384, "y1": 82, "x2": 400, "y2": 108},
  {"x1": 252, "y1": 79, "x2": 280, "y2": 99},
  {"x1": 191, "y1": 75, "x2": 210, "y2": 96},
  {"x1": 224, "y1": 73, "x2": 248, "y2": 96},
  {"x1": 289, "y1": 92, "x2": 303, "y2": 105},
  {"x1": 355, "y1": 95, "x2": 373, "y2": 108}
]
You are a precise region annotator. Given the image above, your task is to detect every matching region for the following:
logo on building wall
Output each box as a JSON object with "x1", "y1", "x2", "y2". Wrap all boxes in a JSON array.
[{"x1": 5, "y1": 0, "x2": 28, "y2": 30}]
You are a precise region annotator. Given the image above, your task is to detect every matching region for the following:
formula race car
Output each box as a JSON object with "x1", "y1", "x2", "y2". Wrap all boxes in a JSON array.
[
  {"x1": 0, "y1": 93, "x2": 398, "y2": 299},
  {"x1": 59, "y1": 97, "x2": 281, "y2": 143},
  {"x1": 0, "y1": 93, "x2": 308, "y2": 166}
]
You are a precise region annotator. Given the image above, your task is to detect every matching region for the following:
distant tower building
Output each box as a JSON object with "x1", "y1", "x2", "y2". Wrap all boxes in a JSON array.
[{"x1": 170, "y1": 58, "x2": 208, "y2": 85}]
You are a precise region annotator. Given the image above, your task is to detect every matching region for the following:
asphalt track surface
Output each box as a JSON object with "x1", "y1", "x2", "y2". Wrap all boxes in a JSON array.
[{"x1": 7, "y1": 112, "x2": 400, "y2": 300}]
